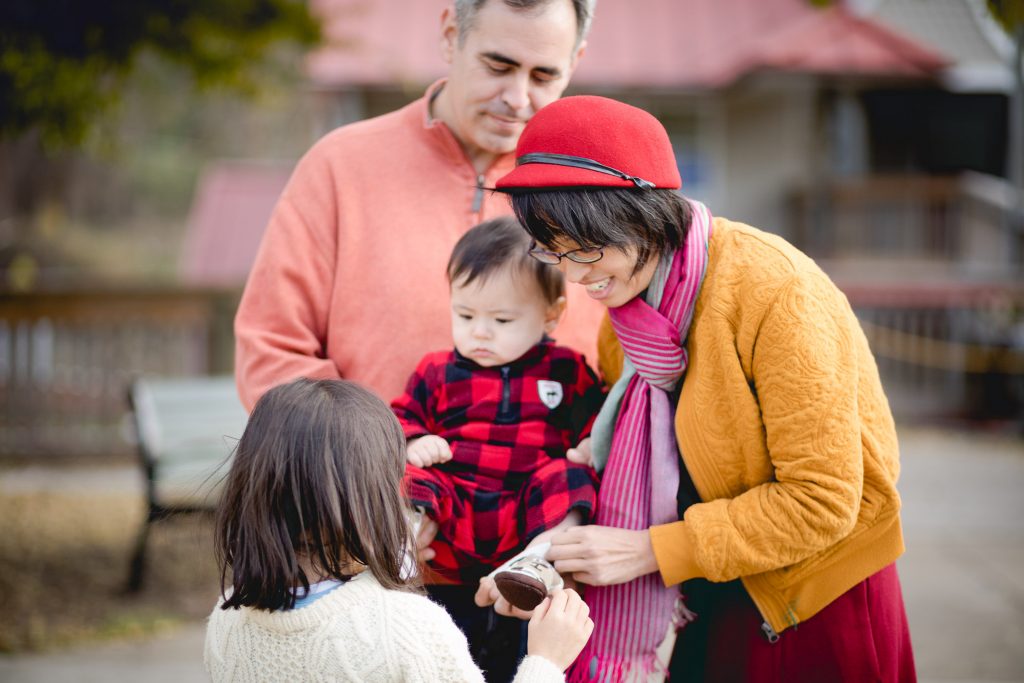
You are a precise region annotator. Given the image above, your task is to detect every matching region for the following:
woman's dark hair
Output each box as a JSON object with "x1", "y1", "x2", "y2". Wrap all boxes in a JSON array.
[
  {"x1": 448, "y1": 216, "x2": 564, "y2": 305},
  {"x1": 214, "y1": 378, "x2": 411, "y2": 611},
  {"x1": 510, "y1": 188, "x2": 693, "y2": 275}
]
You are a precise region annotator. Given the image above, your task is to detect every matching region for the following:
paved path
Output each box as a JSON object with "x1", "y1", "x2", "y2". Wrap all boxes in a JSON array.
[
  {"x1": 0, "y1": 624, "x2": 207, "y2": 683},
  {"x1": 896, "y1": 428, "x2": 1024, "y2": 682},
  {"x1": 1, "y1": 426, "x2": 1022, "y2": 682}
]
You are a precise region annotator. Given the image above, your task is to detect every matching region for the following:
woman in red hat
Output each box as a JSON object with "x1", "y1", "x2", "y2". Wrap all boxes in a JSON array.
[{"x1": 479, "y1": 95, "x2": 916, "y2": 682}]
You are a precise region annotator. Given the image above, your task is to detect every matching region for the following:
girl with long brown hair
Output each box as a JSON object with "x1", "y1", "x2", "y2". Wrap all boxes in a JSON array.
[{"x1": 205, "y1": 377, "x2": 593, "y2": 682}]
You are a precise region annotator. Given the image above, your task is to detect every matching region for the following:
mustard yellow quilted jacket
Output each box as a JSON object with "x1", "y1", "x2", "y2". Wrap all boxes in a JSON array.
[{"x1": 598, "y1": 218, "x2": 905, "y2": 634}]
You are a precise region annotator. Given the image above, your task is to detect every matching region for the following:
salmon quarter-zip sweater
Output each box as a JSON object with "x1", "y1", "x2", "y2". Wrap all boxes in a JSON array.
[{"x1": 235, "y1": 82, "x2": 604, "y2": 409}]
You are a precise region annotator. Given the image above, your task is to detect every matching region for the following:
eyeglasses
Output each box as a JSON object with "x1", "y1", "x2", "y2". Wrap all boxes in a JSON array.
[{"x1": 527, "y1": 240, "x2": 605, "y2": 265}]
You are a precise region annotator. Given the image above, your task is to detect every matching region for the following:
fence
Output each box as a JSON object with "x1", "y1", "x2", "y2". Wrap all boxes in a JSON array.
[
  {"x1": 789, "y1": 173, "x2": 1024, "y2": 424},
  {"x1": 1, "y1": 280, "x2": 1021, "y2": 461},
  {"x1": 840, "y1": 283, "x2": 1024, "y2": 423},
  {"x1": 788, "y1": 173, "x2": 1022, "y2": 277},
  {"x1": 0, "y1": 288, "x2": 239, "y2": 459}
]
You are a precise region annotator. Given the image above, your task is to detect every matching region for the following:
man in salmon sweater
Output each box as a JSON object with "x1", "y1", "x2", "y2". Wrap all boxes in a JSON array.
[
  {"x1": 234, "y1": 3, "x2": 602, "y2": 680},
  {"x1": 234, "y1": 0, "x2": 604, "y2": 413}
]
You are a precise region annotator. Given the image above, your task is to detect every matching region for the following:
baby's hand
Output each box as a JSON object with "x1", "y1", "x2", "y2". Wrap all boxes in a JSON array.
[
  {"x1": 406, "y1": 435, "x2": 452, "y2": 468},
  {"x1": 566, "y1": 437, "x2": 593, "y2": 467},
  {"x1": 527, "y1": 589, "x2": 593, "y2": 671}
]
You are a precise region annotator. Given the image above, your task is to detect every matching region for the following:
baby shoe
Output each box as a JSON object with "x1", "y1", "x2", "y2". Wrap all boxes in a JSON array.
[{"x1": 493, "y1": 554, "x2": 564, "y2": 611}]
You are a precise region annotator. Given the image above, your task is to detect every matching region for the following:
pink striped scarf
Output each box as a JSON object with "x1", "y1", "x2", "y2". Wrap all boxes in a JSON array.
[{"x1": 570, "y1": 199, "x2": 712, "y2": 682}]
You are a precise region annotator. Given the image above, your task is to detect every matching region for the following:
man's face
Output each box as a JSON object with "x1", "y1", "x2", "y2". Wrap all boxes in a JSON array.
[{"x1": 439, "y1": 0, "x2": 584, "y2": 165}]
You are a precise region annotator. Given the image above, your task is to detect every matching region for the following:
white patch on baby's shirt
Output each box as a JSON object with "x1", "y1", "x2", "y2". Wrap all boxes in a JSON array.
[{"x1": 536, "y1": 380, "x2": 563, "y2": 409}]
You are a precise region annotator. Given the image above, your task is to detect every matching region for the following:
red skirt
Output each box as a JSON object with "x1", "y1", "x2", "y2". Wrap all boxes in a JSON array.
[{"x1": 669, "y1": 563, "x2": 916, "y2": 682}]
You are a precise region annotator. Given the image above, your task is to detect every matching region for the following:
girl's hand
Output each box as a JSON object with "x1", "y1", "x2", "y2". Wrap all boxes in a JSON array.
[
  {"x1": 546, "y1": 525, "x2": 659, "y2": 586},
  {"x1": 526, "y1": 589, "x2": 594, "y2": 671},
  {"x1": 406, "y1": 435, "x2": 452, "y2": 468},
  {"x1": 566, "y1": 437, "x2": 593, "y2": 467},
  {"x1": 474, "y1": 576, "x2": 498, "y2": 608},
  {"x1": 473, "y1": 577, "x2": 535, "y2": 620}
]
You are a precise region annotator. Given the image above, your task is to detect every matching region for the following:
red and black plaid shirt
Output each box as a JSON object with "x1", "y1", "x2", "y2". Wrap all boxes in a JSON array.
[{"x1": 392, "y1": 340, "x2": 604, "y2": 582}]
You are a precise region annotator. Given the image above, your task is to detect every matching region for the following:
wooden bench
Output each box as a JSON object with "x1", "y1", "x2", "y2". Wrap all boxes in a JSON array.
[{"x1": 125, "y1": 375, "x2": 249, "y2": 591}]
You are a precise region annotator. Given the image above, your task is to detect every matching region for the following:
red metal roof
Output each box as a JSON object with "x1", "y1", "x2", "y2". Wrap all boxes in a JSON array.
[
  {"x1": 179, "y1": 161, "x2": 292, "y2": 287},
  {"x1": 572, "y1": 0, "x2": 812, "y2": 88},
  {"x1": 306, "y1": 0, "x2": 948, "y2": 90},
  {"x1": 184, "y1": 2, "x2": 950, "y2": 288},
  {"x1": 737, "y1": 5, "x2": 949, "y2": 82},
  {"x1": 307, "y1": 0, "x2": 452, "y2": 87}
]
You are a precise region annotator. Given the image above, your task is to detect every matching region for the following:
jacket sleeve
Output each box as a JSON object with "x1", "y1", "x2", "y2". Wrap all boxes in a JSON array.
[
  {"x1": 596, "y1": 314, "x2": 624, "y2": 386},
  {"x1": 233, "y1": 146, "x2": 342, "y2": 411},
  {"x1": 677, "y1": 270, "x2": 865, "y2": 581},
  {"x1": 390, "y1": 355, "x2": 438, "y2": 441}
]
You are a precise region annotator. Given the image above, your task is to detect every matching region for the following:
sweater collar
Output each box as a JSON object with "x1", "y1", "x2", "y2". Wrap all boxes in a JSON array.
[
  {"x1": 412, "y1": 79, "x2": 515, "y2": 181},
  {"x1": 239, "y1": 571, "x2": 375, "y2": 633}
]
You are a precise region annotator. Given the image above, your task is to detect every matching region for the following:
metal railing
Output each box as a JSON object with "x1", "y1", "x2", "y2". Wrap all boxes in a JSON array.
[
  {"x1": 788, "y1": 173, "x2": 1023, "y2": 278},
  {"x1": 790, "y1": 173, "x2": 1024, "y2": 424},
  {"x1": 1, "y1": 280, "x2": 1020, "y2": 461},
  {"x1": 840, "y1": 283, "x2": 1024, "y2": 424}
]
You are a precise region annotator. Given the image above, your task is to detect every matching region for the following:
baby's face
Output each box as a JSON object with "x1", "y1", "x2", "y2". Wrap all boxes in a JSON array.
[{"x1": 450, "y1": 266, "x2": 558, "y2": 367}]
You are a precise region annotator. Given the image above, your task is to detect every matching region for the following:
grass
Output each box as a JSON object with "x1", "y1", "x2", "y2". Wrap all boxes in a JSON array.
[{"x1": 0, "y1": 489, "x2": 220, "y2": 653}]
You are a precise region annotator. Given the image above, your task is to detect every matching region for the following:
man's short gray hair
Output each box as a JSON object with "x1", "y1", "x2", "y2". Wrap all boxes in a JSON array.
[{"x1": 453, "y1": 0, "x2": 596, "y2": 50}]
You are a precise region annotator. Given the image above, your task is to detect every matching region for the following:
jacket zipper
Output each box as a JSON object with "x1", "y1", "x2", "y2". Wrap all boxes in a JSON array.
[
  {"x1": 472, "y1": 174, "x2": 485, "y2": 214},
  {"x1": 743, "y1": 576, "x2": 784, "y2": 644},
  {"x1": 499, "y1": 366, "x2": 511, "y2": 419}
]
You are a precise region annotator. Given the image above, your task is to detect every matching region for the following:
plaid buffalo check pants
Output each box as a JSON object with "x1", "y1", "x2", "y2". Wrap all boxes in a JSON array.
[{"x1": 393, "y1": 341, "x2": 604, "y2": 583}]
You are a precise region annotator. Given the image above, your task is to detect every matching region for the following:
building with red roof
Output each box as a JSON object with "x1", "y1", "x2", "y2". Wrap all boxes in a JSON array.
[
  {"x1": 177, "y1": 0, "x2": 1021, "y2": 422},
  {"x1": 182, "y1": 0, "x2": 1013, "y2": 287}
]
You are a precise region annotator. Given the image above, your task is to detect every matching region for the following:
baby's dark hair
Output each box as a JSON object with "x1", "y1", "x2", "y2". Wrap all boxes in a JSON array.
[
  {"x1": 447, "y1": 216, "x2": 565, "y2": 305},
  {"x1": 214, "y1": 378, "x2": 412, "y2": 611}
]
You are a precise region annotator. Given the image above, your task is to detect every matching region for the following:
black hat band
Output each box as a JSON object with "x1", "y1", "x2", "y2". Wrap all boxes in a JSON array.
[{"x1": 516, "y1": 152, "x2": 655, "y2": 189}]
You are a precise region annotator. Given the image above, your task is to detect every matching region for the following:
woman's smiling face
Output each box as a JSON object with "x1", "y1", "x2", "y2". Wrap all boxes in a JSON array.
[{"x1": 544, "y1": 237, "x2": 660, "y2": 309}]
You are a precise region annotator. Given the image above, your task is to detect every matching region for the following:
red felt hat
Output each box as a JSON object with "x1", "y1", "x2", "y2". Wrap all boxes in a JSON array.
[{"x1": 496, "y1": 96, "x2": 681, "y2": 192}]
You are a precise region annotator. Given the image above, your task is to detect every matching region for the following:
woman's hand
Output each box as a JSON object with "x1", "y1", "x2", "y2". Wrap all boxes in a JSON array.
[
  {"x1": 546, "y1": 525, "x2": 659, "y2": 586},
  {"x1": 406, "y1": 435, "x2": 452, "y2": 468},
  {"x1": 526, "y1": 589, "x2": 593, "y2": 671}
]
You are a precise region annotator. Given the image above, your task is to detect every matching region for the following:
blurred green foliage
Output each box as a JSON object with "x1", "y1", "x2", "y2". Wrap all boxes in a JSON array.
[
  {"x1": 986, "y1": 0, "x2": 1024, "y2": 33},
  {"x1": 806, "y1": 0, "x2": 1022, "y2": 31},
  {"x1": 0, "y1": 0, "x2": 319, "y2": 148}
]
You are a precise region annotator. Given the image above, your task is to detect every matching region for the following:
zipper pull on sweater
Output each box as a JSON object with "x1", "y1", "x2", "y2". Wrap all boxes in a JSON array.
[
  {"x1": 499, "y1": 366, "x2": 512, "y2": 418},
  {"x1": 472, "y1": 174, "x2": 485, "y2": 213}
]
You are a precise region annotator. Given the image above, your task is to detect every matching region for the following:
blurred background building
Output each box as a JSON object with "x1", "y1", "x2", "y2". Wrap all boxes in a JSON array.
[{"x1": 1, "y1": 0, "x2": 1022, "y2": 462}]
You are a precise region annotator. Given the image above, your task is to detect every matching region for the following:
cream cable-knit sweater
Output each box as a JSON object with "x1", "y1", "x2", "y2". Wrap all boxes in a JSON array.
[{"x1": 204, "y1": 571, "x2": 565, "y2": 682}]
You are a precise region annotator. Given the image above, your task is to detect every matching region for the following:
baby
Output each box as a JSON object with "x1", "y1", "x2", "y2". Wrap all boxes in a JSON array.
[{"x1": 392, "y1": 217, "x2": 603, "y2": 599}]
